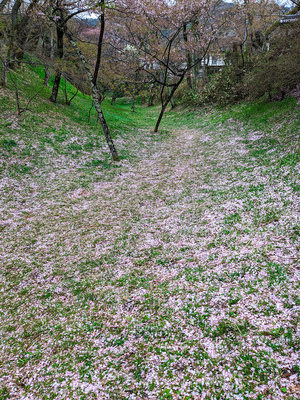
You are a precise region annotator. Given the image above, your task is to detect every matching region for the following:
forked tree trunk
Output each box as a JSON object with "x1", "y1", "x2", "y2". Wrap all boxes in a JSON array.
[{"x1": 66, "y1": 32, "x2": 119, "y2": 161}]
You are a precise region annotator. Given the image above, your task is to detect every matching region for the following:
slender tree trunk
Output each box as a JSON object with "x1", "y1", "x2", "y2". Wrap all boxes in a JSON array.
[
  {"x1": 11, "y1": 0, "x2": 39, "y2": 63},
  {"x1": 202, "y1": 58, "x2": 208, "y2": 84},
  {"x1": 9, "y1": 0, "x2": 22, "y2": 65},
  {"x1": 66, "y1": 32, "x2": 119, "y2": 161},
  {"x1": 64, "y1": 80, "x2": 78, "y2": 106},
  {"x1": 50, "y1": 24, "x2": 64, "y2": 103},
  {"x1": 92, "y1": 87, "x2": 119, "y2": 161},
  {"x1": 11, "y1": 0, "x2": 21, "y2": 31},
  {"x1": 131, "y1": 95, "x2": 135, "y2": 112},
  {"x1": 148, "y1": 93, "x2": 155, "y2": 106},
  {"x1": 0, "y1": 0, "x2": 8, "y2": 85},
  {"x1": 1, "y1": 59, "x2": 8, "y2": 86},
  {"x1": 44, "y1": 30, "x2": 54, "y2": 87},
  {"x1": 193, "y1": 55, "x2": 198, "y2": 87},
  {"x1": 240, "y1": 43, "x2": 245, "y2": 69},
  {"x1": 183, "y1": 23, "x2": 192, "y2": 90},
  {"x1": 88, "y1": 101, "x2": 94, "y2": 123},
  {"x1": 154, "y1": 75, "x2": 185, "y2": 133},
  {"x1": 44, "y1": 67, "x2": 50, "y2": 86},
  {"x1": 111, "y1": 96, "x2": 116, "y2": 105},
  {"x1": 64, "y1": 79, "x2": 68, "y2": 104},
  {"x1": 186, "y1": 58, "x2": 192, "y2": 89},
  {"x1": 50, "y1": 74, "x2": 61, "y2": 102},
  {"x1": 168, "y1": 86, "x2": 176, "y2": 108},
  {"x1": 154, "y1": 103, "x2": 168, "y2": 133},
  {"x1": 93, "y1": 2, "x2": 105, "y2": 85},
  {"x1": 0, "y1": 28, "x2": 8, "y2": 86}
]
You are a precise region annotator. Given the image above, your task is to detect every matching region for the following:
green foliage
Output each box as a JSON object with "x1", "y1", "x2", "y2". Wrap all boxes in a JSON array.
[
  {"x1": 181, "y1": 66, "x2": 248, "y2": 107},
  {"x1": 0, "y1": 138, "x2": 17, "y2": 150},
  {"x1": 211, "y1": 320, "x2": 251, "y2": 338},
  {"x1": 181, "y1": 24, "x2": 300, "y2": 107},
  {"x1": 199, "y1": 68, "x2": 247, "y2": 106},
  {"x1": 182, "y1": 88, "x2": 201, "y2": 106},
  {"x1": 247, "y1": 25, "x2": 300, "y2": 100},
  {"x1": 0, "y1": 386, "x2": 10, "y2": 400}
]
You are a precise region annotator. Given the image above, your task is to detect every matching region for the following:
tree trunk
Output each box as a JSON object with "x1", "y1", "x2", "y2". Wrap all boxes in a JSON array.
[
  {"x1": 93, "y1": 3, "x2": 105, "y2": 85},
  {"x1": 186, "y1": 60, "x2": 192, "y2": 89},
  {"x1": 168, "y1": 86, "x2": 176, "y2": 108},
  {"x1": 148, "y1": 93, "x2": 155, "y2": 106},
  {"x1": 154, "y1": 103, "x2": 168, "y2": 133},
  {"x1": 50, "y1": 24, "x2": 64, "y2": 103},
  {"x1": 66, "y1": 31, "x2": 119, "y2": 161},
  {"x1": 11, "y1": 0, "x2": 21, "y2": 30},
  {"x1": 202, "y1": 59, "x2": 208, "y2": 84},
  {"x1": 131, "y1": 95, "x2": 135, "y2": 112},
  {"x1": 154, "y1": 75, "x2": 185, "y2": 133},
  {"x1": 1, "y1": 59, "x2": 8, "y2": 86},
  {"x1": 192, "y1": 55, "x2": 198, "y2": 87},
  {"x1": 50, "y1": 73, "x2": 61, "y2": 102},
  {"x1": 44, "y1": 30, "x2": 54, "y2": 87},
  {"x1": 9, "y1": 0, "x2": 22, "y2": 64},
  {"x1": 44, "y1": 66, "x2": 50, "y2": 86},
  {"x1": 183, "y1": 23, "x2": 192, "y2": 90},
  {"x1": 11, "y1": 0, "x2": 39, "y2": 63},
  {"x1": 92, "y1": 90, "x2": 119, "y2": 160},
  {"x1": 111, "y1": 96, "x2": 116, "y2": 105}
]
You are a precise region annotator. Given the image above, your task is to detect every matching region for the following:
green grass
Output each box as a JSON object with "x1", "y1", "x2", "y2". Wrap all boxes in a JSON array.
[
  {"x1": 0, "y1": 63, "x2": 160, "y2": 170},
  {"x1": 1, "y1": 64, "x2": 300, "y2": 400},
  {"x1": 1, "y1": 63, "x2": 299, "y2": 167}
]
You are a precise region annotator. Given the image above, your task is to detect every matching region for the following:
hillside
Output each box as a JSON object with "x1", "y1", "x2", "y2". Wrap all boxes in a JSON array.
[{"x1": 0, "y1": 68, "x2": 300, "y2": 399}]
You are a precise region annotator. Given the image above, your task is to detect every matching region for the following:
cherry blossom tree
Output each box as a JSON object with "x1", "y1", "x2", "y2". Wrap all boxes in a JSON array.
[
  {"x1": 113, "y1": 0, "x2": 228, "y2": 132},
  {"x1": 36, "y1": 0, "x2": 120, "y2": 160}
]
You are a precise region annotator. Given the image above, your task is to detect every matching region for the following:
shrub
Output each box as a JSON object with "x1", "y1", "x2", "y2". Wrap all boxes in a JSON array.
[
  {"x1": 181, "y1": 67, "x2": 248, "y2": 107},
  {"x1": 247, "y1": 24, "x2": 300, "y2": 100},
  {"x1": 199, "y1": 68, "x2": 248, "y2": 106}
]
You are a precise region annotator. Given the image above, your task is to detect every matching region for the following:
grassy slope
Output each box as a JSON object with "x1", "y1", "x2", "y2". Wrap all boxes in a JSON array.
[{"x1": 0, "y1": 67, "x2": 300, "y2": 400}]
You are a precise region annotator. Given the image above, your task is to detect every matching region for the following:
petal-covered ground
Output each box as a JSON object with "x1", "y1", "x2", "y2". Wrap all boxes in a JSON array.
[{"x1": 0, "y1": 101, "x2": 300, "y2": 399}]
